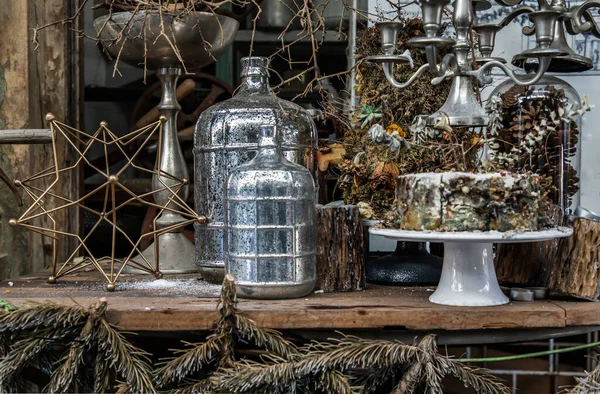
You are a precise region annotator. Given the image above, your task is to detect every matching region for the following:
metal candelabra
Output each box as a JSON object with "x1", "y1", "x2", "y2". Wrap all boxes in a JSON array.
[
  {"x1": 366, "y1": 0, "x2": 600, "y2": 128},
  {"x1": 132, "y1": 66, "x2": 196, "y2": 273},
  {"x1": 94, "y1": 11, "x2": 239, "y2": 274}
]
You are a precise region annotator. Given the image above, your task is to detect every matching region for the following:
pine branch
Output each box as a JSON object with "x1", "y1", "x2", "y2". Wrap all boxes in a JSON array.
[
  {"x1": 46, "y1": 339, "x2": 85, "y2": 393},
  {"x1": 0, "y1": 337, "x2": 48, "y2": 393},
  {"x1": 46, "y1": 302, "x2": 108, "y2": 393},
  {"x1": 172, "y1": 378, "x2": 214, "y2": 394},
  {"x1": 351, "y1": 366, "x2": 399, "y2": 394},
  {"x1": 307, "y1": 337, "x2": 421, "y2": 371},
  {"x1": 423, "y1": 361, "x2": 443, "y2": 394},
  {"x1": 215, "y1": 338, "x2": 421, "y2": 393},
  {"x1": 94, "y1": 348, "x2": 115, "y2": 394},
  {"x1": 219, "y1": 274, "x2": 238, "y2": 318},
  {"x1": 392, "y1": 362, "x2": 423, "y2": 394},
  {"x1": 154, "y1": 334, "x2": 223, "y2": 388},
  {"x1": 0, "y1": 326, "x2": 81, "y2": 392},
  {"x1": 218, "y1": 331, "x2": 235, "y2": 368},
  {"x1": 316, "y1": 369, "x2": 355, "y2": 394},
  {"x1": 95, "y1": 319, "x2": 155, "y2": 394},
  {"x1": 391, "y1": 335, "x2": 437, "y2": 394},
  {"x1": 570, "y1": 362, "x2": 600, "y2": 394},
  {"x1": 215, "y1": 359, "x2": 306, "y2": 393},
  {"x1": 235, "y1": 315, "x2": 299, "y2": 361},
  {"x1": 0, "y1": 304, "x2": 88, "y2": 333},
  {"x1": 436, "y1": 357, "x2": 510, "y2": 394}
]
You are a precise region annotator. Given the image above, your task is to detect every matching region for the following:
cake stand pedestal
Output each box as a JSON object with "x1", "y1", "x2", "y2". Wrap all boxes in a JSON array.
[{"x1": 370, "y1": 227, "x2": 573, "y2": 306}]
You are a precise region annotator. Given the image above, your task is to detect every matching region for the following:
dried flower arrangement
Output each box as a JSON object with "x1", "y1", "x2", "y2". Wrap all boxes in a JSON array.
[
  {"x1": 334, "y1": 19, "x2": 484, "y2": 219},
  {"x1": 0, "y1": 276, "x2": 512, "y2": 394}
]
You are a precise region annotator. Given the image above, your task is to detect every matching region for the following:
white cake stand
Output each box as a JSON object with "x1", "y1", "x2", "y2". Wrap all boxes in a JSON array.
[{"x1": 369, "y1": 227, "x2": 573, "y2": 306}]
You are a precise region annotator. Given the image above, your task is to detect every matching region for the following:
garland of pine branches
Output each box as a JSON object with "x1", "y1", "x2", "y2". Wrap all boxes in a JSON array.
[{"x1": 0, "y1": 276, "x2": 597, "y2": 393}]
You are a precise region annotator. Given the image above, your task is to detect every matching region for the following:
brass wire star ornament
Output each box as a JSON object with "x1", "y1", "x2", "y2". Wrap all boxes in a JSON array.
[{"x1": 10, "y1": 113, "x2": 207, "y2": 291}]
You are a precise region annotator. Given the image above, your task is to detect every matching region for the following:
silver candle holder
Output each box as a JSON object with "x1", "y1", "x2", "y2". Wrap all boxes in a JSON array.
[
  {"x1": 94, "y1": 11, "x2": 239, "y2": 273},
  {"x1": 366, "y1": 0, "x2": 600, "y2": 128}
]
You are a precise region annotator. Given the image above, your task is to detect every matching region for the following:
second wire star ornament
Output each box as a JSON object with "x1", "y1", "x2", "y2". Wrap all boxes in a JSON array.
[{"x1": 10, "y1": 114, "x2": 208, "y2": 291}]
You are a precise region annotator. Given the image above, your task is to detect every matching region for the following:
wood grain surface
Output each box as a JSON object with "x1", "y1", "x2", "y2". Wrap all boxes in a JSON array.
[{"x1": 2, "y1": 269, "x2": 597, "y2": 332}]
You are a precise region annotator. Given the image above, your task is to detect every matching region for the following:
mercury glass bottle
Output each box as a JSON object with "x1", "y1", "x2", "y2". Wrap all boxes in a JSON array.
[
  {"x1": 194, "y1": 57, "x2": 317, "y2": 283},
  {"x1": 488, "y1": 75, "x2": 585, "y2": 223},
  {"x1": 225, "y1": 125, "x2": 316, "y2": 299}
]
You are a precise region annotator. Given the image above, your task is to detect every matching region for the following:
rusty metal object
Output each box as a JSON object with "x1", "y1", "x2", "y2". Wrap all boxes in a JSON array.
[{"x1": 0, "y1": 129, "x2": 52, "y2": 144}]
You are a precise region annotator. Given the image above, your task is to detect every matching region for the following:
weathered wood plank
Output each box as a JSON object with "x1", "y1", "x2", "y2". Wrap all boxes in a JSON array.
[
  {"x1": 29, "y1": 0, "x2": 78, "y2": 267},
  {"x1": 551, "y1": 300, "x2": 600, "y2": 327},
  {"x1": 0, "y1": 270, "x2": 569, "y2": 331}
]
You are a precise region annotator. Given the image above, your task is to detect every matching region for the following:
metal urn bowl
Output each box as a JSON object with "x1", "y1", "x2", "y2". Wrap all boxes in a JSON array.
[{"x1": 93, "y1": 11, "x2": 239, "y2": 70}]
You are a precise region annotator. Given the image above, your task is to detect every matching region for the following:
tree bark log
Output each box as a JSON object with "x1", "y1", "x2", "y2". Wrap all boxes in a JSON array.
[
  {"x1": 315, "y1": 204, "x2": 365, "y2": 292},
  {"x1": 496, "y1": 218, "x2": 600, "y2": 300}
]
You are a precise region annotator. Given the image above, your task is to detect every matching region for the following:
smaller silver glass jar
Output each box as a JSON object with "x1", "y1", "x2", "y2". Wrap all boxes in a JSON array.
[{"x1": 225, "y1": 125, "x2": 316, "y2": 299}]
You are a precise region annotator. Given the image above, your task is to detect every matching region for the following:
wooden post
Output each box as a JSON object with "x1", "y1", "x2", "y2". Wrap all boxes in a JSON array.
[
  {"x1": 315, "y1": 204, "x2": 365, "y2": 292},
  {"x1": 496, "y1": 218, "x2": 600, "y2": 300},
  {"x1": 0, "y1": 1, "x2": 79, "y2": 279}
]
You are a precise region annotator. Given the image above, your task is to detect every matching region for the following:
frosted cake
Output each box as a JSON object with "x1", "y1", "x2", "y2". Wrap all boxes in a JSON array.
[{"x1": 394, "y1": 172, "x2": 541, "y2": 232}]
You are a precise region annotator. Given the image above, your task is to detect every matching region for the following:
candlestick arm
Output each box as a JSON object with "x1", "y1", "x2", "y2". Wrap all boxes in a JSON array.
[
  {"x1": 430, "y1": 53, "x2": 459, "y2": 85},
  {"x1": 500, "y1": 6, "x2": 536, "y2": 26},
  {"x1": 471, "y1": 56, "x2": 552, "y2": 86},
  {"x1": 564, "y1": 3, "x2": 600, "y2": 37},
  {"x1": 382, "y1": 63, "x2": 430, "y2": 89}
]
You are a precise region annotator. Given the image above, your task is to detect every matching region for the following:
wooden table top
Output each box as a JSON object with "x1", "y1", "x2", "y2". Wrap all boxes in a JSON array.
[{"x1": 0, "y1": 269, "x2": 598, "y2": 332}]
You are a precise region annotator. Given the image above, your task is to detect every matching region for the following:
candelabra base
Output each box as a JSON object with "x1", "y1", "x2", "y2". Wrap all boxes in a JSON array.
[
  {"x1": 419, "y1": 75, "x2": 488, "y2": 128},
  {"x1": 130, "y1": 231, "x2": 197, "y2": 274}
]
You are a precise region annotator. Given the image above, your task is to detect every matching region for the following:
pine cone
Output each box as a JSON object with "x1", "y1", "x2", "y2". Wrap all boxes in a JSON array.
[{"x1": 500, "y1": 85, "x2": 530, "y2": 109}]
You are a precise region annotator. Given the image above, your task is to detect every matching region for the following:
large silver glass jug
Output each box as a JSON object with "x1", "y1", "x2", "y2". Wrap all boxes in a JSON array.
[
  {"x1": 193, "y1": 57, "x2": 317, "y2": 283},
  {"x1": 225, "y1": 125, "x2": 316, "y2": 299}
]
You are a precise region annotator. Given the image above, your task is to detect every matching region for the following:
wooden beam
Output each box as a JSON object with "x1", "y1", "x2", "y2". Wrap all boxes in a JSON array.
[{"x1": 0, "y1": 0, "x2": 80, "y2": 279}]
